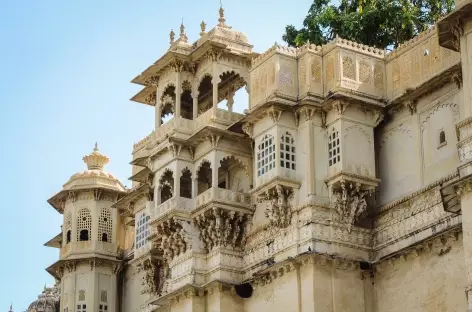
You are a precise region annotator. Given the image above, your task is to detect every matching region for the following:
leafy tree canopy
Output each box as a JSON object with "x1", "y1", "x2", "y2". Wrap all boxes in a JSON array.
[{"x1": 283, "y1": 0, "x2": 454, "y2": 50}]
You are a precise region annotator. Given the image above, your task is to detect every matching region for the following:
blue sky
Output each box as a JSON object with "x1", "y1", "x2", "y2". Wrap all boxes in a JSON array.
[{"x1": 0, "y1": 1, "x2": 312, "y2": 310}]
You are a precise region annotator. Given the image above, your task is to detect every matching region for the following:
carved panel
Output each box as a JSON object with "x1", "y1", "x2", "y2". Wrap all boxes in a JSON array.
[{"x1": 342, "y1": 55, "x2": 356, "y2": 80}]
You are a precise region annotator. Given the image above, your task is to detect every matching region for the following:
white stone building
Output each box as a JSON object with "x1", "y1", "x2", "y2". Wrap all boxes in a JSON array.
[{"x1": 35, "y1": 2, "x2": 472, "y2": 311}]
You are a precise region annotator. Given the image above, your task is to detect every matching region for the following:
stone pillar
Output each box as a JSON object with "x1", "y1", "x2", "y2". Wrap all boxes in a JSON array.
[
  {"x1": 212, "y1": 152, "x2": 219, "y2": 188},
  {"x1": 192, "y1": 178, "x2": 198, "y2": 198},
  {"x1": 212, "y1": 69, "x2": 219, "y2": 117},
  {"x1": 192, "y1": 90, "x2": 199, "y2": 119},
  {"x1": 174, "y1": 168, "x2": 180, "y2": 198},
  {"x1": 155, "y1": 86, "x2": 161, "y2": 129},
  {"x1": 175, "y1": 71, "x2": 182, "y2": 119}
]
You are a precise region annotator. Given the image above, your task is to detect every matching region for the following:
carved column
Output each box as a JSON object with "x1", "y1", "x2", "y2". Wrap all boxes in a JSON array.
[
  {"x1": 192, "y1": 90, "x2": 199, "y2": 119},
  {"x1": 212, "y1": 152, "x2": 219, "y2": 188},
  {"x1": 155, "y1": 86, "x2": 162, "y2": 129},
  {"x1": 212, "y1": 75, "x2": 219, "y2": 117},
  {"x1": 175, "y1": 68, "x2": 182, "y2": 119},
  {"x1": 192, "y1": 178, "x2": 198, "y2": 198}
]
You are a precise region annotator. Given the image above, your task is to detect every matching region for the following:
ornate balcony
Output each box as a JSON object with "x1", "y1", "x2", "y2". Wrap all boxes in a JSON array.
[
  {"x1": 60, "y1": 241, "x2": 119, "y2": 259},
  {"x1": 150, "y1": 196, "x2": 194, "y2": 222},
  {"x1": 132, "y1": 109, "x2": 244, "y2": 155},
  {"x1": 195, "y1": 187, "x2": 251, "y2": 211}
]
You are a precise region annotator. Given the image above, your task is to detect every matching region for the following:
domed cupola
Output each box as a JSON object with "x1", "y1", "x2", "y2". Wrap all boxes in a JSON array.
[
  {"x1": 62, "y1": 143, "x2": 125, "y2": 193},
  {"x1": 27, "y1": 285, "x2": 60, "y2": 312},
  {"x1": 48, "y1": 144, "x2": 127, "y2": 213}
]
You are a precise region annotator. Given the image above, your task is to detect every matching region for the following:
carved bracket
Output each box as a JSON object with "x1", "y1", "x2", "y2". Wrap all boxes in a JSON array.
[
  {"x1": 154, "y1": 217, "x2": 192, "y2": 262},
  {"x1": 242, "y1": 122, "x2": 254, "y2": 138},
  {"x1": 194, "y1": 208, "x2": 249, "y2": 251},
  {"x1": 331, "y1": 180, "x2": 374, "y2": 232},
  {"x1": 266, "y1": 106, "x2": 282, "y2": 123},
  {"x1": 258, "y1": 184, "x2": 294, "y2": 228}
]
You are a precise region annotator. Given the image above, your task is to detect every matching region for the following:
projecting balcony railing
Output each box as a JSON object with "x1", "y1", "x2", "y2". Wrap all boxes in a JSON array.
[
  {"x1": 150, "y1": 196, "x2": 194, "y2": 221},
  {"x1": 255, "y1": 167, "x2": 297, "y2": 188},
  {"x1": 132, "y1": 109, "x2": 244, "y2": 153},
  {"x1": 60, "y1": 241, "x2": 119, "y2": 259},
  {"x1": 195, "y1": 187, "x2": 251, "y2": 209}
]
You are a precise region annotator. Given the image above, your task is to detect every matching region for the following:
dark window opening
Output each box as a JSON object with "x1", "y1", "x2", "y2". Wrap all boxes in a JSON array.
[
  {"x1": 101, "y1": 233, "x2": 108, "y2": 242},
  {"x1": 79, "y1": 229, "x2": 89, "y2": 241},
  {"x1": 66, "y1": 230, "x2": 71, "y2": 243},
  {"x1": 235, "y1": 283, "x2": 253, "y2": 298},
  {"x1": 439, "y1": 130, "x2": 446, "y2": 144}
]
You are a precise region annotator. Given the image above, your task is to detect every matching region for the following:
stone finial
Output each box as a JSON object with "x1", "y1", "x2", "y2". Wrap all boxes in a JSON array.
[
  {"x1": 200, "y1": 20, "x2": 207, "y2": 37},
  {"x1": 8, "y1": 304, "x2": 13, "y2": 312},
  {"x1": 170, "y1": 29, "x2": 175, "y2": 44},
  {"x1": 82, "y1": 143, "x2": 109, "y2": 170},
  {"x1": 217, "y1": 5, "x2": 230, "y2": 28},
  {"x1": 180, "y1": 21, "x2": 188, "y2": 43}
]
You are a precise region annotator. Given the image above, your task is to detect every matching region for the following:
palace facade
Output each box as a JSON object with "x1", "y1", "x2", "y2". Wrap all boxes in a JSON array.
[{"x1": 28, "y1": 1, "x2": 472, "y2": 311}]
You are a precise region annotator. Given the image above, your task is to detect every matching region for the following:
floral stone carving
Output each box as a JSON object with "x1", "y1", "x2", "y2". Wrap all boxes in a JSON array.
[
  {"x1": 194, "y1": 207, "x2": 248, "y2": 251},
  {"x1": 259, "y1": 184, "x2": 294, "y2": 228},
  {"x1": 331, "y1": 180, "x2": 372, "y2": 232},
  {"x1": 155, "y1": 217, "x2": 192, "y2": 262}
]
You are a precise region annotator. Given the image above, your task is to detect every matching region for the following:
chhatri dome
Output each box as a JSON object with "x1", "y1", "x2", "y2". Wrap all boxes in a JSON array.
[
  {"x1": 63, "y1": 143, "x2": 125, "y2": 192},
  {"x1": 26, "y1": 284, "x2": 60, "y2": 312},
  {"x1": 48, "y1": 143, "x2": 126, "y2": 212}
]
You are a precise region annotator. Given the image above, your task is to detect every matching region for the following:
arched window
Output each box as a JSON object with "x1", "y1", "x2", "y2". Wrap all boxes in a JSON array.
[
  {"x1": 257, "y1": 134, "x2": 275, "y2": 176},
  {"x1": 98, "y1": 208, "x2": 112, "y2": 243},
  {"x1": 79, "y1": 230, "x2": 89, "y2": 241},
  {"x1": 280, "y1": 132, "x2": 296, "y2": 170},
  {"x1": 64, "y1": 212, "x2": 72, "y2": 245},
  {"x1": 328, "y1": 128, "x2": 340, "y2": 167},
  {"x1": 439, "y1": 130, "x2": 446, "y2": 145},
  {"x1": 66, "y1": 230, "x2": 71, "y2": 244},
  {"x1": 135, "y1": 213, "x2": 150, "y2": 249},
  {"x1": 76, "y1": 208, "x2": 92, "y2": 242}
]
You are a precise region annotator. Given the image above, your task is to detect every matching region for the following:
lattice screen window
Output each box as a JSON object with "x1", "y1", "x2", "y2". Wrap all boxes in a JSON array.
[
  {"x1": 135, "y1": 213, "x2": 150, "y2": 249},
  {"x1": 328, "y1": 128, "x2": 341, "y2": 167},
  {"x1": 98, "y1": 208, "x2": 112, "y2": 243},
  {"x1": 257, "y1": 134, "x2": 276, "y2": 177},
  {"x1": 76, "y1": 208, "x2": 92, "y2": 241},
  {"x1": 64, "y1": 212, "x2": 72, "y2": 245},
  {"x1": 280, "y1": 132, "x2": 296, "y2": 170},
  {"x1": 99, "y1": 290, "x2": 108, "y2": 312},
  {"x1": 77, "y1": 289, "x2": 86, "y2": 312}
]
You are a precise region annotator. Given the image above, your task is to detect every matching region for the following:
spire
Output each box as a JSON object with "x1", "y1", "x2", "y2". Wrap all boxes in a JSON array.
[
  {"x1": 179, "y1": 19, "x2": 188, "y2": 43},
  {"x1": 82, "y1": 143, "x2": 109, "y2": 170},
  {"x1": 169, "y1": 29, "x2": 175, "y2": 44},
  {"x1": 200, "y1": 20, "x2": 207, "y2": 37},
  {"x1": 217, "y1": 2, "x2": 231, "y2": 29},
  {"x1": 8, "y1": 304, "x2": 13, "y2": 312}
]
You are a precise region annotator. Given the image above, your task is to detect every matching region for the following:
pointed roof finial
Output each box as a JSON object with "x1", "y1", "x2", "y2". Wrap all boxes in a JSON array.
[
  {"x1": 179, "y1": 19, "x2": 188, "y2": 43},
  {"x1": 218, "y1": 1, "x2": 230, "y2": 28},
  {"x1": 200, "y1": 20, "x2": 207, "y2": 37},
  {"x1": 170, "y1": 29, "x2": 175, "y2": 44},
  {"x1": 83, "y1": 144, "x2": 109, "y2": 170},
  {"x1": 8, "y1": 304, "x2": 13, "y2": 312}
]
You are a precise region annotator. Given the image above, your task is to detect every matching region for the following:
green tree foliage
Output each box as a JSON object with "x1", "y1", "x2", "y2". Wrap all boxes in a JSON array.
[{"x1": 283, "y1": 0, "x2": 454, "y2": 50}]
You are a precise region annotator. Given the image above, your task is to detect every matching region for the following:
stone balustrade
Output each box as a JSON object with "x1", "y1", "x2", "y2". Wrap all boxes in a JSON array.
[
  {"x1": 150, "y1": 196, "x2": 194, "y2": 221},
  {"x1": 132, "y1": 109, "x2": 244, "y2": 154},
  {"x1": 195, "y1": 187, "x2": 251, "y2": 209},
  {"x1": 60, "y1": 241, "x2": 119, "y2": 259}
]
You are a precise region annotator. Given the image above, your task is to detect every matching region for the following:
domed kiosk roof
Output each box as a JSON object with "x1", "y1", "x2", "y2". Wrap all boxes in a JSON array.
[
  {"x1": 27, "y1": 285, "x2": 60, "y2": 312},
  {"x1": 62, "y1": 143, "x2": 125, "y2": 192},
  {"x1": 47, "y1": 144, "x2": 127, "y2": 213}
]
